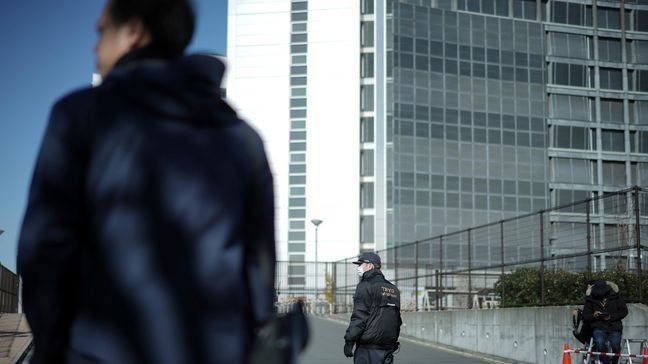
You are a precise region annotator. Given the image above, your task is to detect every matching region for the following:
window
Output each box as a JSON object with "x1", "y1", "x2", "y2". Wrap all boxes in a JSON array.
[
  {"x1": 360, "y1": 215, "x2": 374, "y2": 243},
  {"x1": 552, "y1": 2, "x2": 592, "y2": 26},
  {"x1": 288, "y1": 230, "x2": 305, "y2": 240},
  {"x1": 288, "y1": 264, "x2": 305, "y2": 275},
  {"x1": 292, "y1": 23, "x2": 307, "y2": 32},
  {"x1": 289, "y1": 164, "x2": 306, "y2": 175},
  {"x1": 637, "y1": 131, "x2": 648, "y2": 153},
  {"x1": 553, "y1": 158, "x2": 594, "y2": 184},
  {"x1": 361, "y1": 52, "x2": 374, "y2": 78},
  {"x1": 553, "y1": 125, "x2": 590, "y2": 150},
  {"x1": 599, "y1": 38, "x2": 622, "y2": 62},
  {"x1": 291, "y1": 2, "x2": 307, "y2": 11},
  {"x1": 361, "y1": 182, "x2": 374, "y2": 208},
  {"x1": 550, "y1": 94, "x2": 591, "y2": 121},
  {"x1": 291, "y1": 12, "x2": 307, "y2": 22},
  {"x1": 361, "y1": 117, "x2": 374, "y2": 143},
  {"x1": 554, "y1": 189, "x2": 590, "y2": 212},
  {"x1": 291, "y1": 44, "x2": 307, "y2": 54},
  {"x1": 635, "y1": 10, "x2": 648, "y2": 31},
  {"x1": 600, "y1": 68, "x2": 623, "y2": 90},
  {"x1": 637, "y1": 101, "x2": 648, "y2": 125},
  {"x1": 361, "y1": 21, "x2": 374, "y2": 47},
  {"x1": 602, "y1": 162, "x2": 626, "y2": 186},
  {"x1": 601, "y1": 130, "x2": 625, "y2": 152},
  {"x1": 290, "y1": 98, "x2": 306, "y2": 108},
  {"x1": 513, "y1": 0, "x2": 536, "y2": 20},
  {"x1": 288, "y1": 276, "x2": 305, "y2": 285},
  {"x1": 495, "y1": 0, "x2": 508, "y2": 16},
  {"x1": 598, "y1": 7, "x2": 621, "y2": 29},
  {"x1": 635, "y1": 41, "x2": 648, "y2": 63},
  {"x1": 599, "y1": 99, "x2": 624, "y2": 123},
  {"x1": 634, "y1": 71, "x2": 648, "y2": 92},
  {"x1": 360, "y1": 149, "x2": 374, "y2": 176},
  {"x1": 361, "y1": 85, "x2": 374, "y2": 111},
  {"x1": 553, "y1": 63, "x2": 588, "y2": 87},
  {"x1": 290, "y1": 131, "x2": 306, "y2": 141},
  {"x1": 551, "y1": 33, "x2": 591, "y2": 59},
  {"x1": 291, "y1": 34, "x2": 307, "y2": 43},
  {"x1": 632, "y1": 163, "x2": 648, "y2": 186},
  {"x1": 361, "y1": 0, "x2": 374, "y2": 15}
]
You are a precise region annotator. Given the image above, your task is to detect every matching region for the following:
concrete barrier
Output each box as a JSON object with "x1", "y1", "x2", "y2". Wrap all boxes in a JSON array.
[{"x1": 398, "y1": 304, "x2": 648, "y2": 364}]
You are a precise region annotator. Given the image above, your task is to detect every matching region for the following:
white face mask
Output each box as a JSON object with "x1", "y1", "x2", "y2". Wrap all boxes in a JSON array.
[{"x1": 357, "y1": 265, "x2": 365, "y2": 277}]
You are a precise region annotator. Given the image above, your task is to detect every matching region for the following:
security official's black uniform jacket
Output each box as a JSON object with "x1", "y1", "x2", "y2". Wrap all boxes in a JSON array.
[{"x1": 344, "y1": 269, "x2": 402, "y2": 349}]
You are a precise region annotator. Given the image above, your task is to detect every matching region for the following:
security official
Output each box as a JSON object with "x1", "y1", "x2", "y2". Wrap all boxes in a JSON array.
[{"x1": 344, "y1": 252, "x2": 402, "y2": 364}]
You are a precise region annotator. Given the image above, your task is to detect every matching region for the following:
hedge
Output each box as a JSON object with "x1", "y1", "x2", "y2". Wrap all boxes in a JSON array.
[{"x1": 494, "y1": 267, "x2": 648, "y2": 306}]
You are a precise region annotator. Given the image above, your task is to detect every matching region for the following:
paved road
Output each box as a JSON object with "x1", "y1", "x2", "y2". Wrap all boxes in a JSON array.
[{"x1": 300, "y1": 316, "x2": 494, "y2": 364}]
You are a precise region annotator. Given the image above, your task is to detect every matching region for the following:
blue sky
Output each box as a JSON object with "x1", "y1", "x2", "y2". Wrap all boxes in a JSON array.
[{"x1": 0, "y1": 0, "x2": 228, "y2": 271}]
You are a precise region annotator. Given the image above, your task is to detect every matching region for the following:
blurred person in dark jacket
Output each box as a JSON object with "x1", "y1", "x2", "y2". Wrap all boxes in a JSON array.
[
  {"x1": 344, "y1": 252, "x2": 401, "y2": 364},
  {"x1": 17, "y1": 1, "x2": 275, "y2": 363},
  {"x1": 583, "y1": 280, "x2": 628, "y2": 364}
]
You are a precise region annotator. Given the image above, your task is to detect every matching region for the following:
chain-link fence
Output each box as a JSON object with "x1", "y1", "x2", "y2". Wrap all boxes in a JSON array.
[{"x1": 276, "y1": 187, "x2": 648, "y2": 313}]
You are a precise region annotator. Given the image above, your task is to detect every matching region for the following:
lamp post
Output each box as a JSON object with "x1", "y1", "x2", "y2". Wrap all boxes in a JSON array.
[{"x1": 311, "y1": 219, "x2": 323, "y2": 301}]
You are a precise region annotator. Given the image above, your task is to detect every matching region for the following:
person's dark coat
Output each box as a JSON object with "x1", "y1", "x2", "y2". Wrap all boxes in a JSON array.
[
  {"x1": 17, "y1": 47, "x2": 276, "y2": 364},
  {"x1": 344, "y1": 269, "x2": 401, "y2": 349},
  {"x1": 582, "y1": 281, "x2": 628, "y2": 332}
]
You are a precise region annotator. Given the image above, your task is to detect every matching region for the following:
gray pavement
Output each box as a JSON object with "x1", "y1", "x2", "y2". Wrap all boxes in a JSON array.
[{"x1": 300, "y1": 316, "x2": 494, "y2": 364}]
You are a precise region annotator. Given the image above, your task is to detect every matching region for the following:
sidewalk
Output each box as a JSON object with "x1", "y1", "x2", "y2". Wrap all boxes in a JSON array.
[{"x1": 0, "y1": 314, "x2": 31, "y2": 364}]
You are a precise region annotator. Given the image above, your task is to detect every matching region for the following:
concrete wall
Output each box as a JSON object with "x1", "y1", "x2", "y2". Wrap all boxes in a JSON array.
[{"x1": 398, "y1": 304, "x2": 648, "y2": 364}]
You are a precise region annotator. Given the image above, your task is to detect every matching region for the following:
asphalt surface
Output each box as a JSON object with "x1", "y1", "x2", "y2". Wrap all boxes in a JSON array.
[{"x1": 300, "y1": 316, "x2": 495, "y2": 364}]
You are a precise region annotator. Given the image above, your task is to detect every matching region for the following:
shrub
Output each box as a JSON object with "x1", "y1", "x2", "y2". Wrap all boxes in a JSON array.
[{"x1": 494, "y1": 267, "x2": 647, "y2": 307}]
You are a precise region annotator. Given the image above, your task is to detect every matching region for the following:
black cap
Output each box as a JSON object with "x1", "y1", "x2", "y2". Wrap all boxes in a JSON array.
[{"x1": 352, "y1": 252, "x2": 381, "y2": 268}]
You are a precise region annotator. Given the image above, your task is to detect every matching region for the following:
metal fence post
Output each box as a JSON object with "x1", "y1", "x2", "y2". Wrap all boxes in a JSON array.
[
  {"x1": 439, "y1": 235, "x2": 444, "y2": 310},
  {"x1": 634, "y1": 186, "x2": 643, "y2": 303},
  {"x1": 415, "y1": 241, "x2": 419, "y2": 312},
  {"x1": 586, "y1": 197, "x2": 592, "y2": 279},
  {"x1": 332, "y1": 262, "x2": 337, "y2": 313},
  {"x1": 394, "y1": 246, "x2": 399, "y2": 284},
  {"x1": 435, "y1": 269, "x2": 440, "y2": 310},
  {"x1": 345, "y1": 259, "x2": 348, "y2": 313},
  {"x1": 540, "y1": 212, "x2": 545, "y2": 306},
  {"x1": 467, "y1": 229, "x2": 473, "y2": 309},
  {"x1": 500, "y1": 221, "x2": 505, "y2": 306}
]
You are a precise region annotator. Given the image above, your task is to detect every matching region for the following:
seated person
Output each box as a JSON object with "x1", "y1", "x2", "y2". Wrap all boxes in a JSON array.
[{"x1": 582, "y1": 280, "x2": 628, "y2": 364}]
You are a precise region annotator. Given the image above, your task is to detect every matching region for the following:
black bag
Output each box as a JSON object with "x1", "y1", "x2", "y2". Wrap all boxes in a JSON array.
[
  {"x1": 572, "y1": 308, "x2": 592, "y2": 344},
  {"x1": 248, "y1": 301, "x2": 309, "y2": 364}
]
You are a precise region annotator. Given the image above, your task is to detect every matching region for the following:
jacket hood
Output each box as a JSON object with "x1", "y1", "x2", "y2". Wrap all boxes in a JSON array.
[
  {"x1": 586, "y1": 280, "x2": 619, "y2": 299},
  {"x1": 103, "y1": 46, "x2": 237, "y2": 127}
]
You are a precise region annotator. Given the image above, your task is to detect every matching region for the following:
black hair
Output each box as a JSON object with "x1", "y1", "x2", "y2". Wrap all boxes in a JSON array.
[{"x1": 108, "y1": 0, "x2": 195, "y2": 56}]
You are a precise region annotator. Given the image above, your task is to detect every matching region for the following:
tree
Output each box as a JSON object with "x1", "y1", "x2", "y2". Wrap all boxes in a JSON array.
[{"x1": 323, "y1": 273, "x2": 336, "y2": 305}]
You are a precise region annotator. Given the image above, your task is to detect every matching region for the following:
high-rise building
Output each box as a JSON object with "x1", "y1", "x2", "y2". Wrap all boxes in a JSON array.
[{"x1": 227, "y1": 0, "x2": 648, "y2": 286}]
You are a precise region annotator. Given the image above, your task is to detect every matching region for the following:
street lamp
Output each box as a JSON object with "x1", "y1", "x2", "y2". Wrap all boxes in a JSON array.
[{"x1": 311, "y1": 219, "x2": 323, "y2": 301}]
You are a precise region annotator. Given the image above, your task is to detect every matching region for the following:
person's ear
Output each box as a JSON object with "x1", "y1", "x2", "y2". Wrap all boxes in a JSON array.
[{"x1": 123, "y1": 17, "x2": 152, "y2": 49}]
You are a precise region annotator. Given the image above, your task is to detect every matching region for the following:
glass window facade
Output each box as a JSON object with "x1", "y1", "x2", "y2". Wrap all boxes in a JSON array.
[
  {"x1": 388, "y1": 3, "x2": 548, "y2": 243},
  {"x1": 364, "y1": 0, "x2": 648, "y2": 254},
  {"x1": 288, "y1": 1, "x2": 308, "y2": 270}
]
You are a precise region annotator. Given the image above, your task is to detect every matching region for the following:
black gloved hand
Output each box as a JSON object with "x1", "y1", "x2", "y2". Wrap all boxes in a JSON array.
[
  {"x1": 394, "y1": 341, "x2": 400, "y2": 351},
  {"x1": 344, "y1": 341, "x2": 354, "y2": 358}
]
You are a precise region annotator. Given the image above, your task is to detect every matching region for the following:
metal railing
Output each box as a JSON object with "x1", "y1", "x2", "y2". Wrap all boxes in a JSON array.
[{"x1": 276, "y1": 186, "x2": 648, "y2": 313}]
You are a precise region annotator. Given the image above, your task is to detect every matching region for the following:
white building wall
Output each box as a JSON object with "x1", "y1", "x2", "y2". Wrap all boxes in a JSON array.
[
  {"x1": 227, "y1": 0, "x2": 291, "y2": 260},
  {"x1": 306, "y1": 0, "x2": 360, "y2": 262},
  {"x1": 227, "y1": 0, "x2": 360, "y2": 263}
]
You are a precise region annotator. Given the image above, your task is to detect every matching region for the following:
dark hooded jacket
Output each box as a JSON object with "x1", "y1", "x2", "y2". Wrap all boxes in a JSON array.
[
  {"x1": 344, "y1": 269, "x2": 402, "y2": 349},
  {"x1": 17, "y1": 48, "x2": 275, "y2": 364},
  {"x1": 582, "y1": 281, "x2": 628, "y2": 332}
]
